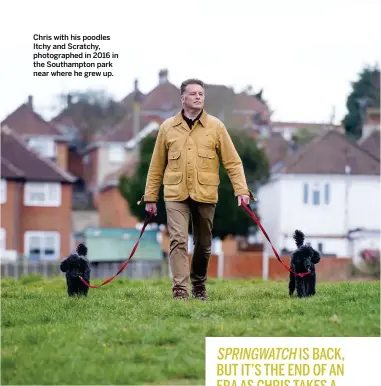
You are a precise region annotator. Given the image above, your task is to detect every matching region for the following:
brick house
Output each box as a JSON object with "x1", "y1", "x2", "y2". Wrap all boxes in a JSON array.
[
  {"x1": 95, "y1": 157, "x2": 139, "y2": 228},
  {"x1": 1, "y1": 96, "x2": 70, "y2": 171},
  {"x1": 0, "y1": 125, "x2": 76, "y2": 260},
  {"x1": 80, "y1": 115, "x2": 160, "y2": 193}
]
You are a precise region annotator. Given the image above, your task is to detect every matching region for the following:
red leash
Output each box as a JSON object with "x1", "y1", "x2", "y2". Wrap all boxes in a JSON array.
[
  {"x1": 79, "y1": 211, "x2": 154, "y2": 288},
  {"x1": 241, "y1": 201, "x2": 310, "y2": 278}
]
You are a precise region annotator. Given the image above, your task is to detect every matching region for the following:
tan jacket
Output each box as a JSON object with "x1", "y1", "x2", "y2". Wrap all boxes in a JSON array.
[{"x1": 142, "y1": 110, "x2": 254, "y2": 204}]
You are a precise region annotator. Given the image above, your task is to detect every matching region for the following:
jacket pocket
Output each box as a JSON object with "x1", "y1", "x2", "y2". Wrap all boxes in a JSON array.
[
  {"x1": 163, "y1": 171, "x2": 183, "y2": 185},
  {"x1": 197, "y1": 171, "x2": 220, "y2": 186},
  {"x1": 197, "y1": 148, "x2": 216, "y2": 170},
  {"x1": 163, "y1": 171, "x2": 183, "y2": 200},
  {"x1": 168, "y1": 151, "x2": 181, "y2": 170},
  {"x1": 197, "y1": 171, "x2": 220, "y2": 201}
]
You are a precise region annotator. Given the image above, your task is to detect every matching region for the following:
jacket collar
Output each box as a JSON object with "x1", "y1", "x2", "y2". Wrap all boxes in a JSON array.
[{"x1": 173, "y1": 109, "x2": 207, "y2": 128}]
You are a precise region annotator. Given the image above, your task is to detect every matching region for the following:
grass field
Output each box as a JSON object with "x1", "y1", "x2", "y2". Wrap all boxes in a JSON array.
[{"x1": 1, "y1": 275, "x2": 380, "y2": 385}]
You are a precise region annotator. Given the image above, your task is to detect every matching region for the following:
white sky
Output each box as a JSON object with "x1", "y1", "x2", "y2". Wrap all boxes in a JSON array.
[{"x1": 0, "y1": 0, "x2": 380, "y2": 125}]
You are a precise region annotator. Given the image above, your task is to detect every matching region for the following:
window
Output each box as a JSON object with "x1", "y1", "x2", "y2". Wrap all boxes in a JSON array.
[
  {"x1": 24, "y1": 183, "x2": 61, "y2": 207},
  {"x1": 0, "y1": 228, "x2": 5, "y2": 251},
  {"x1": 28, "y1": 137, "x2": 56, "y2": 158},
  {"x1": 324, "y1": 183, "x2": 330, "y2": 204},
  {"x1": 24, "y1": 231, "x2": 60, "y2": 261},
  {"x1": 108, "y1": 144, "x2": 125, "y2": 163},
  {"x1": 0, "y1": 179, "x2": 6, "y2": 204},
  {"x1": 303, "y1": 182, "x2": 330, "y2": 205},
  {"x1": 83, "y1": 154, "x2": 89, "y2": 164},
  {"x1": 303, "y1": 183, "x2": 308, "y2": 204},
  {"x1": 312, "y1": 185, "x2": 320, "y2": 205}
]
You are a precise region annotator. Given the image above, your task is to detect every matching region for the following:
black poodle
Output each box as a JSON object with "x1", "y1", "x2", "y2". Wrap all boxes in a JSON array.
[
  {"x1": 60, "y1": 243, "x2": 91, "y2": 297},
  {"x1": 289, "y1": 230, "x2": 321, "y2": 298}
]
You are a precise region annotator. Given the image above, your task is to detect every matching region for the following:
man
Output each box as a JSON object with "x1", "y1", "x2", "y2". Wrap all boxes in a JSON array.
[{"x1": 141, "y1": 78, "x2": 255, "y2": 300}]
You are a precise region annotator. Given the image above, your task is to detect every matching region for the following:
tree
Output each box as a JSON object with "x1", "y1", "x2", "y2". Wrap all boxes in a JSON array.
[
  {"x1": 292, "y1": 127, "x2": 318, "y2": 146},
  {"x1": 118, "y1": 129, "x2": 270, "y2": 240},
  {"x1": 55, "y1": 89, "x2": 126, "y2": 140},
  {"x1": 342, "y1": 64, "x2": 380, "y2": 140}
]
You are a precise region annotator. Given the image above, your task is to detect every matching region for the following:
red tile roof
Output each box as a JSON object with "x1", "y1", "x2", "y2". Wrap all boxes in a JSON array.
[
  {"x1": 142, "y1": 82, "x2": 182, "y2": 112},
  {"x1": 233, "y1": 91, "x2": 271, "y2": 121},
  {"x1": 2, "y1": 103, "x2": 62, "y2": 137},
  {"x1": 277, "y1": 130, "x2": 380, "y2": 175},
  {"x1": 0, "y1": 125, "x2": 76, "y2": 183}
]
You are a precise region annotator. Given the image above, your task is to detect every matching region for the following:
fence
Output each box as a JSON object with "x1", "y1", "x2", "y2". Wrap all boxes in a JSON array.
[
  {"x1": 0, "y1": 253, "x2": 363, "y2": 282},
  {"x1": 1, "y1": 259, "x2": 170, "y2": 280}
]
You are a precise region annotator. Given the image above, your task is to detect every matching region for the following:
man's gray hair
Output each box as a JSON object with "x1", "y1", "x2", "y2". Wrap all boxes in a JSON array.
[{"x1": 180, "y1": 78, "x2": 205, "y2": 95}]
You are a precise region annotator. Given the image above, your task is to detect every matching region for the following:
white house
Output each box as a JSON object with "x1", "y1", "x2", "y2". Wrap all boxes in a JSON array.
[{"x1": 256, "y1": 130, "x2": 380, "y2": 258}]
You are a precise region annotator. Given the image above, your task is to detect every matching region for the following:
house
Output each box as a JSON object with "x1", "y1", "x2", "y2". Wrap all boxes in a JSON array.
[
  {"x1": 0, "y1": 125, "x2": 76, "y2": 261},
  {"x1": 1, "y1": 96, "x2": 70, "y2": 171},
  {"x1": 91, "y1": 71, "x2": 273, "y2": 230},
  {"x1": 95, "y1": 156, "x2": 139, "y2": 228},
  {"x1": 256, "y1": 130, "x2": 380, "y2": 258},
  {"x1": 49, "y1": 68, "x2": 272, "y2": 197},
  {"x1": 81, "y1": 114, "x2": 160, "y2": 193}
]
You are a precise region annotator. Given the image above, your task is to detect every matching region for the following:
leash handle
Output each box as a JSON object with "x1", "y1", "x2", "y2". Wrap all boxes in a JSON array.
[
  {"x1": 241, "y1": 201, "x2": 310, "y2": 278},
  {"x1": 79, "y1": 210, "x2": 155, "y2": 288}
]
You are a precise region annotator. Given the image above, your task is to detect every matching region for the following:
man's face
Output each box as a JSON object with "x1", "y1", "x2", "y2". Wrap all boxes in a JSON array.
[{"x1": 181, "y1": 84, "x2": 205, "y2": 110}]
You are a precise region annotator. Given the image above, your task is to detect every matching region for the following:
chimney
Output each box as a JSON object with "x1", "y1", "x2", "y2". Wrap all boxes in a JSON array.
[
  {"x1": 134, "y1": 78, "x2": 138, "y2": 91},
  {"x1": 67, "y1": 94, "x2": 72, "y2": 107},
  {"x1": 158, "y1": 69, "x2": 168, "y2": 84},
  {"x1": 27, "y1": 95, "x2": 33, "y2": 110}
]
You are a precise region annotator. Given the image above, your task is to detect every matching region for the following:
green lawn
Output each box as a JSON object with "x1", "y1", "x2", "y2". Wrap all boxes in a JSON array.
[{"x1": 1, "y1": 275, "x2": 380, "y2": 385}]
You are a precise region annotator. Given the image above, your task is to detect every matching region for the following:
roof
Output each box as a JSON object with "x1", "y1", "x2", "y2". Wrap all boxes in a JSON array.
[
  {"x1": 233, "y1": 91, "x2": 271, "y2": 121},
  {"x1": 276, "y1": 130, "x2": 380, "y2": 175},
  {"x1": 1, "y1": 157, "x2": 24, "y2": 179},
  {"x1": 271, "y1": 121, "x2": 342, "y2": 130},
  {"x1": 121, "y1": 90, "x2": 147, "y2": 112},
  {"x1": 0, "y1": 125, "x2": 76, "y2": 183},
  {"x1": 261, "y1": 133, "x2": 289, "y2": 167},
  {"x1": 97, "y1": 113, "x2": 156, "y2": 143},
  {"x1": 358, "y1": 130, "x2": 380, "y2": 159},
  {"x1": 142, "y1": 82, "x2": 182, "y2": 112},
  {"x1": 99, "y1": 156, "x2": 139, "y2": 191},
  {"x1": 1, "y1": 103, "x2": 62, "y2": 137}
]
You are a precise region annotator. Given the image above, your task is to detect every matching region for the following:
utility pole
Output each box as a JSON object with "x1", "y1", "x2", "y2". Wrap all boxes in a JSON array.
[
  {"x1": 344, "y1": 148, "x2": 351, "y2": 257},
  {"x1": 132, "y1": 78, "x2": 141, "y2": 155}
]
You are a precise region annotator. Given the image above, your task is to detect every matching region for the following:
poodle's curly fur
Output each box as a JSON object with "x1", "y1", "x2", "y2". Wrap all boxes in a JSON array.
[
  {"x1": 288, "y1": 230, "x2": 321, "y2": 298},
  {"x1": 60, "y1": 243, "x2": 91, "y2": 297}
]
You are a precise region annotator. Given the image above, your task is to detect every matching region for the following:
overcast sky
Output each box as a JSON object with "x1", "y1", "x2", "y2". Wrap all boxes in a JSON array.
[{"x1": 0, "y1": 0, "x2": 379, "y2": 125}]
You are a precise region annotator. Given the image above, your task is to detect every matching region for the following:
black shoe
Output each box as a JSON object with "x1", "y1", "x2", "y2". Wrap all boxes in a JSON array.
[{"x1": 192, "y1": 285, "x2": 208, "y2": 300}]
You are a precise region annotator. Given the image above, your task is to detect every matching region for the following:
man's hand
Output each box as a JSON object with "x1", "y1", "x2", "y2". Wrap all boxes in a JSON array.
[
  {"x1": 237, "y1": 194, "x2": 250, "y2": 206},
  {"x1": 145, "y1": 202, "x2": 157, "y2": 215}
]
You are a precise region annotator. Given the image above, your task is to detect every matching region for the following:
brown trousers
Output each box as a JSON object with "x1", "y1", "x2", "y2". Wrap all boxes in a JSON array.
[{"x1": 165, "y1": 198, "x2": 216, "y2": 294}]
